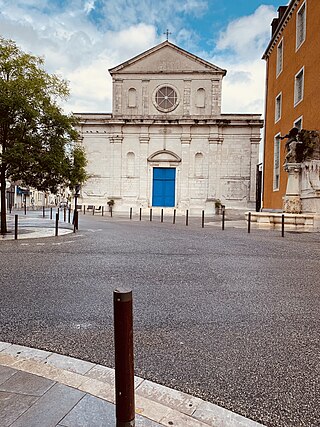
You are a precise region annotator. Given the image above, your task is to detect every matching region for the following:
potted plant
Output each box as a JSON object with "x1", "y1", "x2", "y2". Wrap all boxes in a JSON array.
[
  {"x1": 214, "y1": 198, "x2": 222, "y2": 215},
  {"x1": 107, "y1": 199, "x2": 114, "y2": 212}
]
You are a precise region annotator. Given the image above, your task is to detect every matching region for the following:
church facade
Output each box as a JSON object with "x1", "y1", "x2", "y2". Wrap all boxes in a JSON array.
[{"x1": 75, "y1": 41, "x2": 263, "y2": 214}]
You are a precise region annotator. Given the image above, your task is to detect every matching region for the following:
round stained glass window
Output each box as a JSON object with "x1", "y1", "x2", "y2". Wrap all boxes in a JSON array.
[{"x1": 155, "y1": 86, "x2": 179, "y2": 112}]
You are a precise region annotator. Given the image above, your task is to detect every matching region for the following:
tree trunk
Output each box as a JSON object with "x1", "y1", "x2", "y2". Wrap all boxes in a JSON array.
[{"x1": 1, "y1": 163, "x2": 7, "y2": 234}]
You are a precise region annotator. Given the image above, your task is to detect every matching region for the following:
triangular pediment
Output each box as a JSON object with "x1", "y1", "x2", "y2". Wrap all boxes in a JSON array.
[{"x1": 109, "y1": 41, "x2": 226, "y2": 76}]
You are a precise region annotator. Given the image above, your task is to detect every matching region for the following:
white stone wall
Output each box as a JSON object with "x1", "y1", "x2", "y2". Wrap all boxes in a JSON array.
[{"x1": 76, "y1": 116, "x2": 262, "y2": 214}]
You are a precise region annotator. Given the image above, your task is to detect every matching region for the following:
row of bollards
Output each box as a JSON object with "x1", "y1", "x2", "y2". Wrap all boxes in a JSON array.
[
  {"x1": 13, "y1": 207, "x2": 78, "y2": 240},
  {"x1": 125, "y1": 207, "x2": 288, "y2": 236}
]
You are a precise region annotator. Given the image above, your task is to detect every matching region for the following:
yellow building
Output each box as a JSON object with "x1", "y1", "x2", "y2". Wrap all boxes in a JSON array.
[{"x1": 262, "y1": 0, "x2": 320, "y2": 210}]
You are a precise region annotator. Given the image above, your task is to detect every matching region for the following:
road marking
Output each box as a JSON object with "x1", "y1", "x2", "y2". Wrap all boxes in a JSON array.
[
  {"x1": 36, "y1": 243, "x2": 45, "y2": 246},
  {"x1": 20, "y1": 243, "x2": 29, "y2": 246},
  {"x1": 52, "y1": 242, "x2": 62, "y2": 246}
]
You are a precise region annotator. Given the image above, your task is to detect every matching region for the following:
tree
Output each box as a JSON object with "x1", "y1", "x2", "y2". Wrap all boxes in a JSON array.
[{"x1": 0, "y1": 37, "x2": 87, "y2": 234}]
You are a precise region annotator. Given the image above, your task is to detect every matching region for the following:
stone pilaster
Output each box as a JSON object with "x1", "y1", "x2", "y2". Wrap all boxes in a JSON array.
[
  {"x1": 180, "y1": 125, "x2": 191, "y2": 207},
  {"x1": 183, "y1": 80, "x2": 191, "y2": 116},
  {"x1": 211, "y1": 78, "x2": 222, "y2": 115},
  {"x1": 142, "y1": 80, "x2": 149, "y2": 116},
  {"x1": 114, "y1": 79, "x2": 123, "y2": 115},
  {"x1": 110, "y1": 132, "x2": 123, "y2": 197},
  {"x1": 208, "y1": 131, "x2": 223, "y2": 199},
  {"x1": 139, "y1": 127, "x2": 150, "y2": 206}
]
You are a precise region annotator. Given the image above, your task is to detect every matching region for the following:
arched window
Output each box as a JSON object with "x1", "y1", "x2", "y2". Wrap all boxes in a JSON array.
[
  {"x1": 126, "y1": 152, "x2": 135, "y2": 176},
  {"x1": 196, "y1": 88, "x2": 205, "y2": 108},
  {"x1": 128, "y1": 88, "x2": 136, "y2": 108},
  {"x1": 195, "y1": 152, "x2": 203, "y2": 177}
]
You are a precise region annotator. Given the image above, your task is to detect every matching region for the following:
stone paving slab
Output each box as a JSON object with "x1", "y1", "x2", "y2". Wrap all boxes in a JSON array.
[
  {"x1": 0, "y1": 370, "x2": 54, "y2": 396},
  {"x1": 0, "y1": 342, "x2": 266, "y2": 427},
  {"x1": 11, "y1": 383, "x2": 84, "y2": 427}
]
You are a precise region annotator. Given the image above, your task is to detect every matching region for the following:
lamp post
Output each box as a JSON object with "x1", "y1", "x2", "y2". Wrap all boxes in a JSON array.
[{"x1": 73, "y1": 184, "x2": 80, "y2": 230}]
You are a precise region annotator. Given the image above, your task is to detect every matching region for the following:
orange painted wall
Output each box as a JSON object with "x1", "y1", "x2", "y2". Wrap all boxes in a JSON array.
[{"x1": 263, "y1": 0, "x2": 320, "y2": 209}]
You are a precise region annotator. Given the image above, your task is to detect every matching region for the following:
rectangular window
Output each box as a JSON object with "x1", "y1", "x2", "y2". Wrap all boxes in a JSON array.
[
  {"x1": 276, "y1": 39, "x2": 283, "y2": 76},
  {"x1": 275, "y1": 92, "x2": 282, "y2": 122},
  {"x1": 273, "y1": 134, "x2": 281, "y2": 191},
  {"x1": 296, "y1": 1, "x2": 306, "y2": 49},
  {"x1": 294, "y1": 116, "x2": 303, "y2": 130},
  {"x1": 294, "y1": 67, "x2": 304, "y2": 105}
]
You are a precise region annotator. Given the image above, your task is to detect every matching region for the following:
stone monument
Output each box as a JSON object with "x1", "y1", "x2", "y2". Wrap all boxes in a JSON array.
[{"x1": 283, "y1": 128, "x2": 320, "y2": 214}]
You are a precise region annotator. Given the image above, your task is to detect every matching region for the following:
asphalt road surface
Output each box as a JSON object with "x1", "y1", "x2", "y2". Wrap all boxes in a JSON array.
[{"x1": 0, "y1": 213, "x2": 319, "y2": 427}]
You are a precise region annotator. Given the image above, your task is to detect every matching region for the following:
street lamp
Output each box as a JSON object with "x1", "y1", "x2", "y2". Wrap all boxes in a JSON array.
[{"x1": 73, "y1": 184, "x2": 80, "y2": 230}]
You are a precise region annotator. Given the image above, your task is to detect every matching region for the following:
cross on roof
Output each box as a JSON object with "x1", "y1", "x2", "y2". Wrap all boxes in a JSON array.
[{"x1": 163, "y1": 29, "x2": 172, "y2": 41}]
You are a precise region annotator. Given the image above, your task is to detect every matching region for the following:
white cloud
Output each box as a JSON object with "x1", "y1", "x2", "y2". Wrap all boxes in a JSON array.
[
  {"x1": 0, "y1": 0, "x2": 276, "y2": 118},
  {"x1": 215, "y1": 5, "x2": 276, "y2": 60},
  {"x1": 209, "y1": 5, "x2": 277, "y2": 114}
]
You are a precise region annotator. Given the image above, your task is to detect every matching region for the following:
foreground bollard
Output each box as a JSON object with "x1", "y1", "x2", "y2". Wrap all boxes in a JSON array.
[
  {"x1": 43, "y1": 206, "x2": 45, "y2": 218},
  {"x1": 139, "y1": 208, "x2": 142, "y2": 221},
  {"x1": 24, "y1": 203, "x2": 26, "y2": 215},
  {"x1": 93, "y1": 206, "x2": 95, "y2": 216},
  {"x1": 248, "y1": 212, "x2": 251, "y2": 234},
  {"x1": 281, "y1": 214, "x2": 285, "y2": 237},
  {"x1": 202, "y1": 210, "x2": 204, "y2": 228},
  {"x1": 110, "y1": 207, "x2": 113, "y2": 217},
  {"x1": 50, "y1": 207, "x2": 53, "y2": 220},
  {"x1": 102, "y1": 206, "x2": 104, "y2": 216},
  {"x1": 150, "y1": 208, "x2": 152, "y2": 221},
  {"x1": 114, "y1": 289, "x2": 135, "y2": 427},
  {"x1": 173, "y1": 209, "x2": 176, "y2": 224},
  {"x1": 64, "y1": 207, "x2": 66, "y2": 222},
  {"x1": 55, "y1": 213, "x2": 59, "y2": 236},
  {"x1": 130, "y1": 207, "x2": 132, "y2": 220},
  {"x1": 186, "y1": 210, "x2": 189, "y2": 226},
  {"x1": 161, "y1": 209, "x2": 163, "y2": 223},
  {"x1": 222, "y1": 210, "x2": 225, "y2": 230},
  {"x1": 15, "y1": 215, "x2": 18, "y2": 240},
  {"x1": 84, "y1": 206, "x2": 86, "y2": 215},
  {"x1": 68, "y1": 208, "x2": 71, "y2": 224}
]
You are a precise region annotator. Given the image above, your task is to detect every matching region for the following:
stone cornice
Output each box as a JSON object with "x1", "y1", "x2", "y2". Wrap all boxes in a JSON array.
[{"x1": 262, "y1": 0, "x2": 300, "y2": 60}]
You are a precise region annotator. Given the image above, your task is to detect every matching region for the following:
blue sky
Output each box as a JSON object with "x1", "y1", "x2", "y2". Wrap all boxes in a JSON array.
[{"x1": 0, "y1": 0, "x2": 287, "y2": 113}]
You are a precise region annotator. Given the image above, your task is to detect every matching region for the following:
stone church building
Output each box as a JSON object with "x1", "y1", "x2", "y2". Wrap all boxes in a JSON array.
[{"x1": 75, "y1": 41, "x2": 263, "y2": 214}]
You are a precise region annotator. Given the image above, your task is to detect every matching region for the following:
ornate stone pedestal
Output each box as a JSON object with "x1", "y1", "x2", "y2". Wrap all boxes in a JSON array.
[{"x1": 283, "y1": 163, "x2": 302, "y2": 213}]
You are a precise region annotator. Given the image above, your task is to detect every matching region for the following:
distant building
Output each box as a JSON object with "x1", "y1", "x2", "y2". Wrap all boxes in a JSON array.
[
  {"x1": 262, "y1": 0, "x2": 320, "y2": 210},
  {"x1": 75, "y1": 41, "x2": 262, "y2": 214}
]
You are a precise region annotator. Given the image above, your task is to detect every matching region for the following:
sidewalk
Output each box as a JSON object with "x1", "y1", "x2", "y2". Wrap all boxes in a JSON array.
[
  {"x1": 1, "y1": 211, "x2": 74, "y2": 240},
  {"x1": 0, "y1": 342, "x2": 265, "y2": 427}
]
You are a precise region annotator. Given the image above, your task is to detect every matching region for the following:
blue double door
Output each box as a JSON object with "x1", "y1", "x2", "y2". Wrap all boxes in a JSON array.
[{"x1": 152, "y1": 168, "x2": 176, "y2": 207}]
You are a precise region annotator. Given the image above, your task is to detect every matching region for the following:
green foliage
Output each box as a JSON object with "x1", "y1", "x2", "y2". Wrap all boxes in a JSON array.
[{"x1": 0, "y1": 36, "x2": 87, "y2": 232}]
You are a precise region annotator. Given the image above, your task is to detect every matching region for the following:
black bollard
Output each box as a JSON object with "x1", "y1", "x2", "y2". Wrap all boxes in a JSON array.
[
  {"x1": 64, "y1": 207, "x2": 66, "y2": 222},
  {"x1": 150, "y1": 208, "x2": 152, "y2": 221},
  {"x1": 55, "y1": 213, "x2": 59, "y2": 236},
  {"x1": 139, "y1": 208, "x2": 142, "y2": 221},
  {"x1": 14, "y1": 215, "x2": 18, "y2": 240},
  {"x1": 68, "y1": 208, "x2": 71, "y2": 224},
  {"x1": 173, "y1": 209, "x2": 176, "y2": 224},
  {"x1": 24, "y1": 203, "x2": 26, "y2": 215},
  {"x1": 114, "y1": 289, "x2": 135, "y2": 427},
  {"x1": 186, "y1": 210, "x2": 189, "y2": 226},
  {"x1": 43, "y1": 206, "x2": 45, "y2": 218},
  {"x1": 93, "y1": 206, "x2": 95, "y2": 216},
  {"x1": 281, "y1": 214, "x2": 285, "y2": 237},
  {"x1": 110, "y1": 207, "x2": 113, "y2": 218},
  {"x1": 248, "y1": 212, "x2": 251, "y2": 234},
  {"x1": 102, "y1": 206, "x2": 104, "y2": 216},
  {"x1": 130, "y1": 207, "x2": 132, "y2": 220},
  {"x1": 222, "y1": 210, "x2": 225, "y2": 230},
  {"x1": 202, "y1": 210, "x2": 204, "y2": 228},
  {"x1": 161, "y1": 209, "x2": 163, "y2": 223},
  {"x1": 50, "y1": 207, "x2": 52, "y2": 220},
  {"x1": 84, "y1": 206, "x2": 86, "y2": 215}
]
